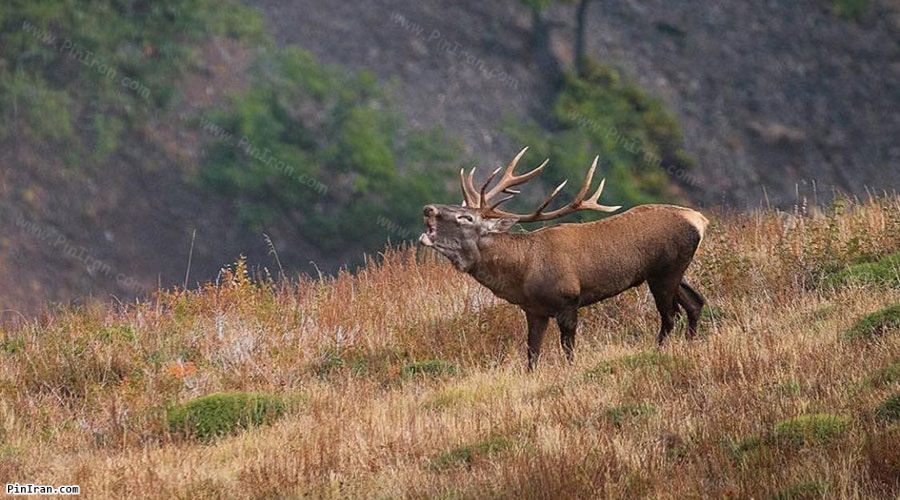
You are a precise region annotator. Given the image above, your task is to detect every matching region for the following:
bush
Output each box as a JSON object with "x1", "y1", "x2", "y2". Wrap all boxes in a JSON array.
[
  {"x1": 400, "y1": 360, "x2": 458, "y2": 379},
  {"x1": 199, "y1": 47, "x2": 460, "y2": 256},
  {"x1": 168, "y1": 392, "x2": 285, "y2": 442},
  {"x1": 875, "y1": 393, "x2": 900, "y2": 423},
  {"x1": 843, "y1": 305, "x2": 900, "y2": 341},
  {"x1": 503, "y1": 62, "x2": 691, "y2": 216},
  {"x1": 825, "y1": 252, "x2": 900, "y2": 289},
  {"x1": 772, "y1": 414, "x2": 849, "y2": 446}
]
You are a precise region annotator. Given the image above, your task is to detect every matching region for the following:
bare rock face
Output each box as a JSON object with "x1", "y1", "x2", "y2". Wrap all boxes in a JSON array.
[{"x1": 254, "y1": 0, "x2": 900, "y2": 207}]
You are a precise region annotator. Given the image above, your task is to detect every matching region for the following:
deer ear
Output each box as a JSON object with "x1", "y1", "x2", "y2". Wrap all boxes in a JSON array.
[{"x1": 483, "y1": 218, "x2": 517, "y2": 234}]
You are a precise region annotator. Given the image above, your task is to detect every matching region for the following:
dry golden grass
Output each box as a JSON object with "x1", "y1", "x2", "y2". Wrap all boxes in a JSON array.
[{"x1": 1, "y1": 197, "x2": 899, "y2": 498}]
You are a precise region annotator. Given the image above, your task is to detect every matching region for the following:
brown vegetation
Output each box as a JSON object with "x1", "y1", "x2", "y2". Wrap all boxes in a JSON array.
[{"x1": 0, "y1": 197, "x2": 898, "y2": 497}]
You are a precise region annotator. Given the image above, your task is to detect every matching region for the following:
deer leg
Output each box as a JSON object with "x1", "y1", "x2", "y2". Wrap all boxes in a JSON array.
[
  {"x1": 649, "y1": 279, "x2": 678, "y2": 346},
  {"x1": 676, "y1": 281, "x2": 705, "y2": 339},
  {"x1": 556, "y1": 309, "x2": 578, "y2": 363},
  {"x1": 525, "y1": 312, "x2": 549, "y2": 371}
]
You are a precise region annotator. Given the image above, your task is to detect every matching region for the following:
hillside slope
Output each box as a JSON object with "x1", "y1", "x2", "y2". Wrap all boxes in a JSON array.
[
  {"x1": 255, "y1": 0, "x2": 900, "y2": 205},
  {"x1": 0, "y1": 198, "x2": 898, "y2": 497}
]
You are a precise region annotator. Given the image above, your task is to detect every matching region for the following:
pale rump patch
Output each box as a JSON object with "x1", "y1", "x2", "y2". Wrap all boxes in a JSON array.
[{"x1": 677, "y1": 208, "x2": 709, "y2": 243}]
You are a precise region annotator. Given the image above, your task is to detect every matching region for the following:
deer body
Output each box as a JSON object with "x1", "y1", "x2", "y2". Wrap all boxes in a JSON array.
[{"x1": 421, "y1": 148, "x2": 708, "y2": 369}]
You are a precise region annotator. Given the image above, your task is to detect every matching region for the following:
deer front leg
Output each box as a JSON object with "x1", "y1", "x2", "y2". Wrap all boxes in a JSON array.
[
  {"x1": 525, "y1": 311, "x2": 549, "y2": 371},
  {"x1": 556, "y1": 309, "x2": 578, "y2": 363}
]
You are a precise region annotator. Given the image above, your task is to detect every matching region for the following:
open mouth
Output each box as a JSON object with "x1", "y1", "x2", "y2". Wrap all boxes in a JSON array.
[{"x1": 419, "y1": 222, "x2": 436, "y2": 247}]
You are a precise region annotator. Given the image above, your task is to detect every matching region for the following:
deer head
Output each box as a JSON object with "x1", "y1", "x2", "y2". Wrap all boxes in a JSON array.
[{"x1": 420, "y1": 147, "x2": 621, "y2": 270}]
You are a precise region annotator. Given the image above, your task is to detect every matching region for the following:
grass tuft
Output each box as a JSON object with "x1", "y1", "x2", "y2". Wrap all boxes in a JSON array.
[
  {"x1": 843, "y1": 304, "x2": 900, "y2": 341},
  {"x1": 771, "y1": 480, "x2": 828, "y2": 500},
  {"x1": 772, "y1": 414, "x2": 849, "y2": 446},
  {"x1": 429, "y1": 435, "x2": 515, "y2": 470},
  {"x1": 874, "y1": 393, "x2": 900, "y2": 423},
  {"x1": 401, "y1": 360, "x2": 458, "y2": 379},
  {"x1": 604, "y1": 403, "x2": 657, "y2": 427},
  {"x1": 584, "y1": 351, "x2": 685, "y2": 379},
  {"x1": 167, "y1": 392, "x2": 285, "y2": 442},
  {"x1": 866, "y1": 360, "x2": 900, "y2": 388}
]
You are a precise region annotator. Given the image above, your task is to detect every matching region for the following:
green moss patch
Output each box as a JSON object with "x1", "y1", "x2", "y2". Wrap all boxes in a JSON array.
[
  {"x1": 604, "y1": 403, "x2": 657, "y2": 427},
  {"x1": 584, "y1": 351, "x2": 685, "y2": 380},
  {"x1": 400, "y1": 360, "x2": 458, "y2": 380},
  {"x1": 168, "y1": 392, "x2": 285, "y2": 442},
  {"x1": 771, "y1": 480, "x2": 828, "y2": 500},
  {"x1": 843, "y1": 304, "x2": 900, "y2": 341},
  {"x1": 429, "y1": 435, "x2": 514, "y2": 470},
  {"x1": 825, "y1": 252, "x2": 900, "y2": 289},
  {"x1": 773, "y1": 414, "x2": 849, "y2": 446},
  {"x1": 874, "y1": 393, "x2": 900, "y2": 423}
]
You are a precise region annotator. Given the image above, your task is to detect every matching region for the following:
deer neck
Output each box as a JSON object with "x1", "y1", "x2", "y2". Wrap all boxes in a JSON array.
[{"x1": 466, "y1": 233, "x2": 529, "y2": 298}]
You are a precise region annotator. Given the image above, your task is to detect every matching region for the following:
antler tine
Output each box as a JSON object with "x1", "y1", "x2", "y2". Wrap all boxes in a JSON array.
[
  {"x1": 460, "y1": 167, "x2": 480, "y2": 207},
  {"x1": 479, "y1": 167, "x2": 502, "y2": 206},
  {"x1": 481, "y1": 155, "x2": 621, "y2": 221},
  {"x1": 482, "y1": 147, "x2": 550, "y2": 203},
  {"x1": 582, "y1": 177, "x2": 622, "y2": 212}
]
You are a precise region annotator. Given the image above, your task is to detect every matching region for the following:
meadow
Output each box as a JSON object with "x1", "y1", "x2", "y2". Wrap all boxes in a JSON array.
[{"x1": 1, "y1": 197, "x2": 898, "y2": 498}]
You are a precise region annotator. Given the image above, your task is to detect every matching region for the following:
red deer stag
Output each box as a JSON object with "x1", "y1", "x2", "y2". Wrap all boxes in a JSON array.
[{"x1": 419, "y1": 147, "x2": 708, "y2": 370}]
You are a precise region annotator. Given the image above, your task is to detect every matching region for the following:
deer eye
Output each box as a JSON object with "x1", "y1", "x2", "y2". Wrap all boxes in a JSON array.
[{"x1": 456, "y1": 214, "x2": 474, "y2": 223}]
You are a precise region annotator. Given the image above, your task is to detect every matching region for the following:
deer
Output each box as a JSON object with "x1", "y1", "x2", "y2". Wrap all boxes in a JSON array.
[{"x1": 419, "y1": 147, "x2": 708, "y2": 370}]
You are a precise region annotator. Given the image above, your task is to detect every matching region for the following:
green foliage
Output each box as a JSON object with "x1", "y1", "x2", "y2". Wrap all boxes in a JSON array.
[
  {"x1": 772, "y1": 414, "x2": 849, "y2": 446},
  {"x1": 401, "y1": 360, "x2": 458, "y2": 379},
  {"x1": 429, "y1": 435, "x2": 514, "y2": 469},
  {"x1": 0, "y1": 0, "x2": 262, "y2": 157},
  {"x1": 199, "y1": 47, "x2": 460, "y2": 254},
  {"x1": 824, "y1": 252, "x2": 900, "y2": 289},
  {"x1": 167, "y1": 392, "x2": 285, "y2": 442},
  {"x1": 504, "y1": 63, "x2": 691, "y2": 218},
  {"x1": 604, "y1": 402, "x2": 656, "y2": 427},
  {"x1": 771, "y1": 480, "x2": 828, "y2": 500},
  {"x1": 832, "y1": 0, "x2": 869, "y2": 20},
  {"x1": 843, "y1": 304, "x2": 900, "y2": 341},
  {"x1": 874, "y1": 393, "x2": 900, "y2": 423}
]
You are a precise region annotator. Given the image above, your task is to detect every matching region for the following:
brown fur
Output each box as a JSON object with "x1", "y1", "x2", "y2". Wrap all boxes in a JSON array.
[{"x1": 421, "y1": 203, "x2": 708, "y2": 370}]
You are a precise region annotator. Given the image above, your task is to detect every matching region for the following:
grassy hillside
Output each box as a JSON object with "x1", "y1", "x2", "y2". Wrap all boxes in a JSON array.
[{"x1": 1, "y1": 197, "x2": 899, "y2": 497}]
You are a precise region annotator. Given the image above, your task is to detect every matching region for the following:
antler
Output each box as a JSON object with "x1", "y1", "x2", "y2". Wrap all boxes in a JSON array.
[{"x1": 459, "y1": 149, "x2": 621, "y2": 222}]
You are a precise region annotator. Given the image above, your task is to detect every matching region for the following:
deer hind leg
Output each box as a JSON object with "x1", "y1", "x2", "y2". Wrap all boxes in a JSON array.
[
  {"x1": 556, "y1": 309, "x2": 578, "y2": 363},
  {"x1": 525, "y1": 312, "x2": 550, "y2": 371},
  {"x1": 676, "y1": 281, "x2": 706, "y2": 339},
  {"x1": 649, "y1": 278, "x2": 679, "y2": 346}
]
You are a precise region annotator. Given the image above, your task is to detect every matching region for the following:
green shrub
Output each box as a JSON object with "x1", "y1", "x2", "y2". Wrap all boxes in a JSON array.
[
  {"x1": 832, "y1": 0, "x2": 869, "y2": 20},
  {"x1": 503, "y1": 62, "x2": 691, "y2": 216},
  {"x1": 1, "y1": 0, "x2": 262, "y2": 154},
  {"x1": 825, "y1": 252, "x2": 900, "y2": 289},
  {"x1": 771, "y1": 480, "x2": 828, "y2": 500},
  {"x1": 199, "y1": 47, "x2": 460, "y2": 255},
  {"x1": 772, "y1": 414, "x2": 849, "y2": 446},
  {"x1": 429, "y1": 435, "x2": 514, "y2": 470},
  {"x1": 167, "y1": 392, "x2": 285, "y2": 442},
  {"x1": 874, "y1": 393, "x2": 900, "y2": 423},
  {"x1": 843, "y1": 305, "x2": 900, "y2": 341},
  {"x1": 604, "y1": 403, "x2": 656, "y2": 427},
  {"x1": 401, "y1": 360, "x2": 458, "y2": 379}
]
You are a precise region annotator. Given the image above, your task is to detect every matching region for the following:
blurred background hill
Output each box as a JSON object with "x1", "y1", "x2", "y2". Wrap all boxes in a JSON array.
[{"x1": 0, "y1": 0, "x2": 898, "y2": 313}]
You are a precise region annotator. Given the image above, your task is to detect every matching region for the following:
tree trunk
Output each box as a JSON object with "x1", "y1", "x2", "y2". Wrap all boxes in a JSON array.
[{"x1": 574, "y1": 0, "x2": 592, "y2": 78}]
